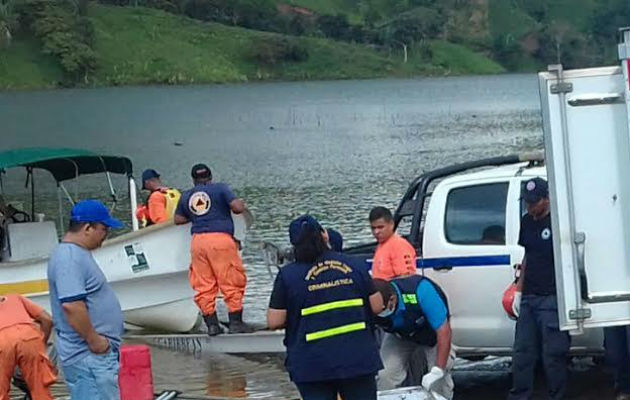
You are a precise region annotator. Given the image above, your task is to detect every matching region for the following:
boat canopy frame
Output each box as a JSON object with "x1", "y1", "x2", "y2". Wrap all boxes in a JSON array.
[{"x1": 0, "y1": 148, "x2": 139, "y2": 231}]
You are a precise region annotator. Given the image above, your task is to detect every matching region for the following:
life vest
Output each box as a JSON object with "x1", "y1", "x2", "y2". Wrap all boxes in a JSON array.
[
  {"x1": 142, "y1": 188, "x2": 181, "y2": 227},
  {"x1": 376, "y1": 275, "x2": 450, "y2": 347},
  {"x1": 279, "y1": 252, "x2": 382, "y2": 383},
  {"x1": 162, "y1": 188, "x2": 181, "y2": 217}
]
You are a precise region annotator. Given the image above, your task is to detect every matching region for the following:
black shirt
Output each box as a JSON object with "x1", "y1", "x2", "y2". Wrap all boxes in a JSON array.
[{"x1": 519, "y1": 213, "x2": 556, "y2": 295}]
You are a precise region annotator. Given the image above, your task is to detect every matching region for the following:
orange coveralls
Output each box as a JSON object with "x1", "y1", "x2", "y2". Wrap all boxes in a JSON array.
[
  {"x1": 189, "y1": 233, "x2": 247, "y2": 315},
  {"x1": 0, "y1": 295, "x2": 56, "y2": 400}
]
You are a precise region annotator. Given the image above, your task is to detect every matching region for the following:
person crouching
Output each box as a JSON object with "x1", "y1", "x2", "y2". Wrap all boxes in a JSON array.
[{"x1": 373, "y1": 276, "x2": 455, "y2": 399}]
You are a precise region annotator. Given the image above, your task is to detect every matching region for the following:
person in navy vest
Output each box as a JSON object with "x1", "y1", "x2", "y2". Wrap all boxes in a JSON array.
[
  {"x1": 373, "y1": 276, "x2": 455, "y2": 399},
  {"x1": 267, "y1": 215, "x2": 384, "y2": 400}
]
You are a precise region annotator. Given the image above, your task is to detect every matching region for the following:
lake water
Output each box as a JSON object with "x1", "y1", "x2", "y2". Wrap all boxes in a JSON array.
[{"x1": 2, "y1": 75, "x2": 547, "y2": 398}]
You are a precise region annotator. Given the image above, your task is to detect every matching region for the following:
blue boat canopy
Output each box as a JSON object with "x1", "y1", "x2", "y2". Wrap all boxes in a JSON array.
[{"x1": 0, "y1": 148, "x2": 133, "y2": 182}]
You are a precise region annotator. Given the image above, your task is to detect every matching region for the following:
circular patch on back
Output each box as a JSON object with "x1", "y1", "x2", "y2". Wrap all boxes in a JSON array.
[
  {"x1": 188, "y1": 191, "x2": 211, "y2": 216},
  {"x1": 541, "y1": 228, "x2": 551, "y2": 240}
]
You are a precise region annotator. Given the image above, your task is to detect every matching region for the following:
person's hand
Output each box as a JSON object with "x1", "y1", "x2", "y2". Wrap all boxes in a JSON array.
[
  {"x1": 513, "y1": 263, "x2": 522, "y2": 280},
  {"x1": 513, "y1": 291, "x2": 522, "y2": 318},
  {"x1": 422, "y1": 366, "x2": 445, "y2": 392},
  {"x1": 87, "y1": 334, "x2": 110, "y2": 354}
]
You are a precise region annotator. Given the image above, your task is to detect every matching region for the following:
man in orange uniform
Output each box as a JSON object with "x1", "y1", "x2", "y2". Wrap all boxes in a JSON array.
[
  {"x1": 369, "y1": 207, "x2": 417, "y2": 280},
  {"x1": 0, "y1": 294, "x2": 56, "y2": 400},
  {"x1": 175, "y1": 163, "x2": 253, "y2": 335},
  {"x1": 137, "y1": 169, "x2": 181, "y2": 227}
]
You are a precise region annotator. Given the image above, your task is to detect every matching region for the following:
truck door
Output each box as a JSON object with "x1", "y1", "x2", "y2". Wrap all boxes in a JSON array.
[
  {"x1": 422, "y1": 177, "x2": 520, "y2": 351},
  {"x1": 539, "y1": 59, "x2": 630, "y2": 330}
]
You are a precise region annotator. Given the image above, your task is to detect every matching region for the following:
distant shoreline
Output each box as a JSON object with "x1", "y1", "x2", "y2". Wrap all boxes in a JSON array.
[{"x1": 0, "y1": 5, "x2": 505, "y2": 92}]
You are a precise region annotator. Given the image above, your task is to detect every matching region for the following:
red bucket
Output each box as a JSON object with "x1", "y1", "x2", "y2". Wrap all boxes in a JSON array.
[{"x1": 119, "y1": 345, "x2": 154, "y2": 400}]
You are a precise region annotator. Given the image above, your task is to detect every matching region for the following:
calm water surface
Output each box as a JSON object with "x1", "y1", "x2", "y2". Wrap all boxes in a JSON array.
[{"x1": 3, "y1": 75, "x2": 545, "y2": 398}]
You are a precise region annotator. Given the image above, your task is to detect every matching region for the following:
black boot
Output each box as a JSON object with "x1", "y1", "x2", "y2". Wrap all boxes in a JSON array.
[
  {"x1": 203, "y1": 313, "x2": 224, "y2": 336},
  {"x1": 228, "y1": 310, "x2": 254, "y2": 334}
]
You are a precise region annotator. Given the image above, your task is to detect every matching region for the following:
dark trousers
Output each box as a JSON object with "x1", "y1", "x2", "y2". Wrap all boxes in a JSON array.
[
  {"x1": 508, "y1": 295, "x2": 571, "y2": 400},
  {"x1": 295, "y1": 374, "x2": 377, "y2": 400},
  {"x1": 604, "y1": 325, "x2": 630, "y2": 394}
]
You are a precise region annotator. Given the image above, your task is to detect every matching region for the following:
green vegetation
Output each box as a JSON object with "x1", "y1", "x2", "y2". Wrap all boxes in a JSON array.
[
  {"x1": 0, "y1": 3, "x2": 503, "y2": 89},
  {"x1": 0, "y1": 0, "x2": 627, "y2": 90},
  {"x1": 0, "y1": 35, "x2": 63, "y2": 89}
]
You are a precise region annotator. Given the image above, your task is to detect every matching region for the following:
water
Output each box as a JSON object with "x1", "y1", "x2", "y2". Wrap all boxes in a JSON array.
[{"x1": 2, "y1": 75, "x2": 546, "y2": 398}]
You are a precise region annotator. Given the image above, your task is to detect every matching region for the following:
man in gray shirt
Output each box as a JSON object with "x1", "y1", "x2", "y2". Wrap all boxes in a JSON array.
[{"x1": 47, "y1": 200, "x2": 124, "y2": 400}]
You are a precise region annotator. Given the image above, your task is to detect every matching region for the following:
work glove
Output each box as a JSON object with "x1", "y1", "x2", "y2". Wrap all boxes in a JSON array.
[
  {"x1": 422, "y1": 366, "x2": 445, "y2": 393},
  {"x1": 513, "y1": 291, "x2": 522, "y2": 318}
]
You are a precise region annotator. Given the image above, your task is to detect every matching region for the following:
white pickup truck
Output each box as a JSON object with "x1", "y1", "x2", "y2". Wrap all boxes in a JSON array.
[
  {"x1": 346, "y1": 155, "x2": 603, "y2": 358},
  {"x1": 347, "y1": 28, "x2": 630, "y2": 358}
]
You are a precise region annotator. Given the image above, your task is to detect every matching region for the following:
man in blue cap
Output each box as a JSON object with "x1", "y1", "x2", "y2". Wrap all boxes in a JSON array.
[
  {"x1": 508, "y1": 177, "x2": 570, "y2": 400},
  {"x1": 47, "y1": 200, "x2": 125, "y2": 400},
  {"x1": 137, "y1": 169, "x2": 181, "y2": 227}
]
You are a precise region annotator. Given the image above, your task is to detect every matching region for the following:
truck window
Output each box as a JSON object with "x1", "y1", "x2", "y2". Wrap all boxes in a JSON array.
[{"x1": 445, "y1": 182, "x2": 509, "y2": 245}]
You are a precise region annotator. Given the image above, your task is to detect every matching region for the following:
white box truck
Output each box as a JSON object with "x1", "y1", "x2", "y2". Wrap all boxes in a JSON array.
[{"x1": 539, "y1": 28, "x2": 630, "y2": 334}]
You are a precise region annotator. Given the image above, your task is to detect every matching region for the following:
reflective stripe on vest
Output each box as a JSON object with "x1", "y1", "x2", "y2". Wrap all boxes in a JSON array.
[
  {"x1": 300, "y1": 298, "x2": 366, "y2": 342},
  {"x1": 305, "y1": 322, "x2": 367, "y2": 342},
  {"x1": 402, "y1": 294, "x2": 417, "y2": 305},
  {"x1": 301, "y1": 298, "x2": 364, "y2": 316}
]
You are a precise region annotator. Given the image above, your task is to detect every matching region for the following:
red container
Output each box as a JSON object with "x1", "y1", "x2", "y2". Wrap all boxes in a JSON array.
[{"x1": 118, "y1": 345, "x2": 154, "y2": 400}]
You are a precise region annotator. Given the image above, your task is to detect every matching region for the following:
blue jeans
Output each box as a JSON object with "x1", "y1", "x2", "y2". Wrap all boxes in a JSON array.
[
  {"x1": 295, "y1": 374, "x2": 377, "y2": 400},
  {"x1": 508, "y1": 295, "x2": 570, "y2": 400},
  {"x1": 604, "y1": 325, "x2": 630, "y2": 394},
  {"x1": 62, "y1": 348, "x2": 120, "y2": 400}
]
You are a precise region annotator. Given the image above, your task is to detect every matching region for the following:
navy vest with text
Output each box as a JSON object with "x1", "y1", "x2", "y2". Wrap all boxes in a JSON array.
[{"x1": 279, "y1": 251, "x2": 383, "y2": 383}]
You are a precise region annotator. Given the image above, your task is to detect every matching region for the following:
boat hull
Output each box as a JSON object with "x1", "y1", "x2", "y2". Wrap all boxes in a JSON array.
[{"x1": 0, "y1": 222, "x2": 199, "y2": 332}]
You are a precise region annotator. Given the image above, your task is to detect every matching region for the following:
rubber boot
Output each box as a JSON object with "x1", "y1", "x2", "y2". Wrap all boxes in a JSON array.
[
  {"x1": 228, "y1": 310, "x2": 255, "y2": 334},
  {"x1": 203, "y1": 313, "x2": 224, "y2": 336}
]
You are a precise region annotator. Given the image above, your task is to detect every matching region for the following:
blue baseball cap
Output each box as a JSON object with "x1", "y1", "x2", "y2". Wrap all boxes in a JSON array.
[
  {"x1": 70, "y1": 200, "x2": 124, "y2": 229},
  {"x1": 141, "y1": 169, "x2": 160, "y2": 189},
  {"x1": 289, "y1": 215, "x2": 323, "y2": 246},
  {"x1": 327, "y1": 228, "x2": 343, "y2": 252},
  {"x1": 521, "y1": 177, "x2": 549, "y2": 204}
]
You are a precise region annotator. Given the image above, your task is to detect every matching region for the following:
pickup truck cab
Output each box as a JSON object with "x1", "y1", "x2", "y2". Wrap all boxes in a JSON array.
[{"x1": 345, "y1": 155, "x2": 603, "y2": 358}]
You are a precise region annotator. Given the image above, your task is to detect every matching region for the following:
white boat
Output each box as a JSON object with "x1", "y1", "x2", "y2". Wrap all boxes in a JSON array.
[{"x1": 0, "y1": 148, "x2": 200, "y2": 332}]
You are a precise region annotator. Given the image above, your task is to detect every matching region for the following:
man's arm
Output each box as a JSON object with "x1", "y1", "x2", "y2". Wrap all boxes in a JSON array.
[
  {"x1": 35, "y1": 311, "x2": 53, "y2": 343},
  {"x1": 174, "y1": 213, "x2": 189, "y2": 225},
  {"x1": 230, "y1": 199, "x2": 245, "y2": 214},
  {"x1": 369, "y1": 292, "x2": 384, "y2": 314},
  {"x1": 434, "y1": 322, "x2": 452, "y2": 369},
  {"x1": 516, "y1": 255, "x2": 526, "y2": 292},
  {"x1": 267, "y1": 309, "x2": 287, "y2": 330},
  {"x1": 267, "y1": 272, "x2": 287, "y2": 329},
  {"x1": 148, "y1": 192, "x2": 168, "y2": 223},
  {"x1": 416, "y1": 280, "x2": 450, "y2": 369},
  {"x1": 174, "y1": 195, "x2": 189, "y2": 225},
  {"x1": 62, "y1": 301, "x2": 109, "y2": 354}
]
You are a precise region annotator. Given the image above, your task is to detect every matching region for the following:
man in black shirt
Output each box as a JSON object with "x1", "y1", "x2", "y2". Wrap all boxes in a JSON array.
[{"x1": 508, "y1": 177, "x2": 570, "y2": 400}]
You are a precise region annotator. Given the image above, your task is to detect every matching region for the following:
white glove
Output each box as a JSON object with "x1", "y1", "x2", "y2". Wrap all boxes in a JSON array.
[
  {"x1": 512, "y1": 291, "x2": 522, "y2": 318},
  {"x1": 421, "y1": 366, "x2": 445, "y2": 392}
]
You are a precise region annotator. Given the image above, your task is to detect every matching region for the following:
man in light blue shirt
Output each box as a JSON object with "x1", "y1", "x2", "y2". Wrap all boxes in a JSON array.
[{"x1": 47, "y1": 200, "x2": 124, "y2": 400}]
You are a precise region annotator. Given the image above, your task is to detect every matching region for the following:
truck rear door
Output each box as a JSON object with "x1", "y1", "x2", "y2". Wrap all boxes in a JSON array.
[{"x1": 539, "y1": 46, "x2": 630, "y2": 330}]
